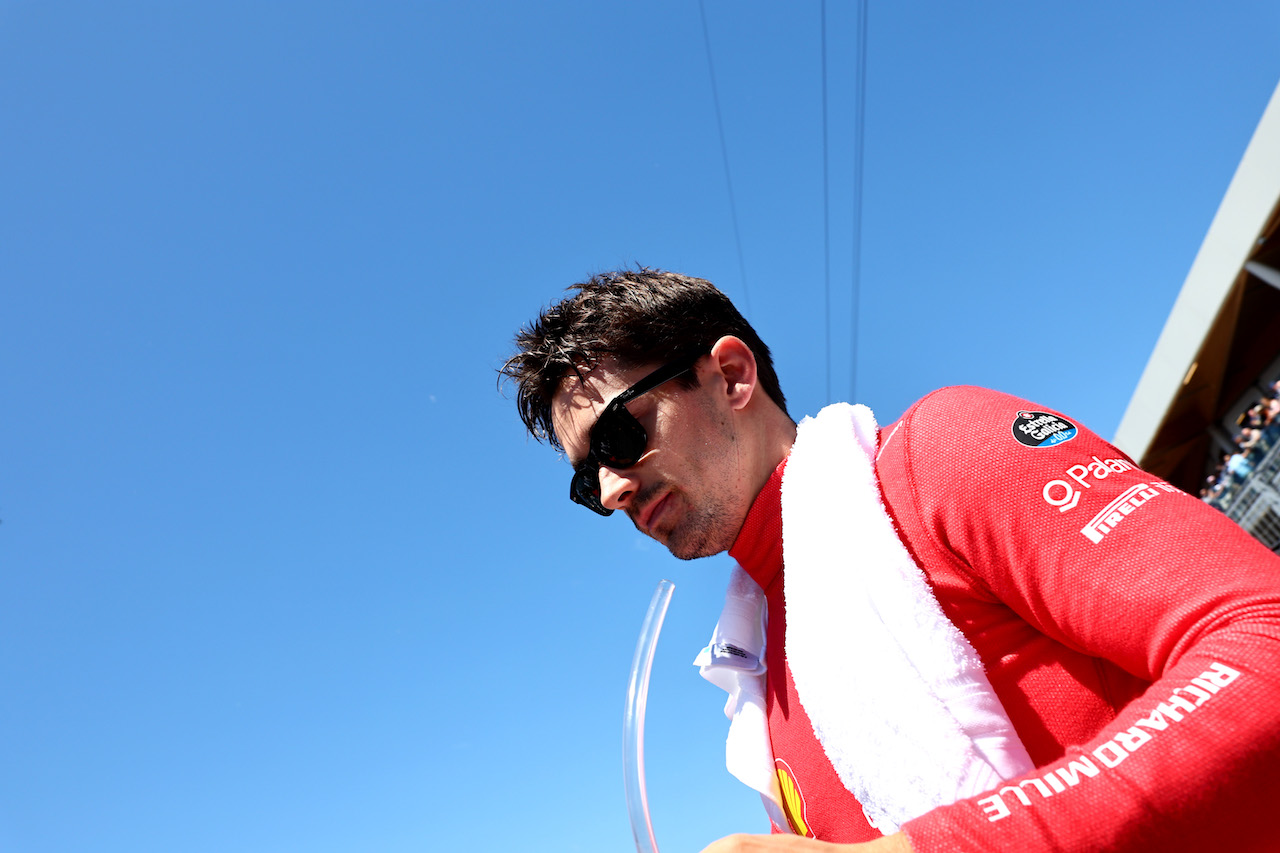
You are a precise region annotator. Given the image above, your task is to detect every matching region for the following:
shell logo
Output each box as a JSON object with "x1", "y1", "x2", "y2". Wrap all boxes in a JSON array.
[{"x1": 775, "y1": 759, "x2": 812, "y2": 838}]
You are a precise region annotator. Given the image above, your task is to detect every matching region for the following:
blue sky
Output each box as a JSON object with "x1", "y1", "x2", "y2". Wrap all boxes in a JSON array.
[{"x1": 2, "y1": 3, "x2": 1278, "y2": 852}]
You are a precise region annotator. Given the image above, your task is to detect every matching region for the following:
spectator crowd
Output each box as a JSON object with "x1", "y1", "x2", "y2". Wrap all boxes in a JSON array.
[{"x1": 1201, "y1": 377, "x2": 1280, "y2": 508}]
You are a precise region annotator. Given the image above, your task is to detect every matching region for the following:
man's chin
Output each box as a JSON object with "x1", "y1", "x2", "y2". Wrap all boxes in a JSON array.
[
  {"x1": 646, "y1": 497, "x2": 739, "y2": 560},
  {"x1": 664, "y1": 525, "x2": 730, "y2": 561}
]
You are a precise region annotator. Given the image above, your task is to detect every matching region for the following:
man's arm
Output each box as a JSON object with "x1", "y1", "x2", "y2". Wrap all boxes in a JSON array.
[{"x1": 888, "y1": 387, "x2": 1280, "y2": 851}]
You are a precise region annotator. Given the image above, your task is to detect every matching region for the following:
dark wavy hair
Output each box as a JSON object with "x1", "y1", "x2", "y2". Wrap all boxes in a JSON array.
[{"x1": 500, "y1": 267, "x2": 788, "y2": 449}]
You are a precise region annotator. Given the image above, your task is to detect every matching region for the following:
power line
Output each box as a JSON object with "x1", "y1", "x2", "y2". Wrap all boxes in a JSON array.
[
  {"x1": 822, "y1": 0, "x2": 832, "y2": 402},
  {"x1": 698, "y1": 0, "x2": 751, "y2": 316},
  {"x1": 850, "y1": 0, "x2": 867, "y2": 403}
]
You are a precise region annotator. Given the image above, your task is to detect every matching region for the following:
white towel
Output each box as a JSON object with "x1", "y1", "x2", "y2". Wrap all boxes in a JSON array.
[{"x1": 699, "y1": 403, "x2": 1032, "y2": 834}]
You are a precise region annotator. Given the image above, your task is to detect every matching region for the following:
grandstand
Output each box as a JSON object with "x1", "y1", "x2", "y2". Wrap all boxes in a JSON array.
[{"x1": 1115, "y1": 80, "x2": 1280, "y2": 551}]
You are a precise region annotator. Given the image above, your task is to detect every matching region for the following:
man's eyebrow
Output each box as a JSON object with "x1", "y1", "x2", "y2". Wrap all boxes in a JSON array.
[{"x1": 562, "y1": 443, "x2": 591, "y2": 471}]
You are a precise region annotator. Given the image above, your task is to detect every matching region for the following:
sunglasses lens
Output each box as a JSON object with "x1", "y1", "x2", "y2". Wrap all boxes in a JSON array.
[
  {"x1": 569, "y1": 407, "x2": 647, "y2": 516},
  {"x1": 593, "y1": 407, "x2": 647, "y2": 466},
  {"x1": 570, "y1": 469, "x2": 613, "y2": 516}
]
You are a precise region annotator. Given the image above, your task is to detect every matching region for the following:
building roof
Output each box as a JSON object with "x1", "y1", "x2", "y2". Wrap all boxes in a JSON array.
[{"x1": 1114, "y1": 81, "x2": 1280, "y2": 491}]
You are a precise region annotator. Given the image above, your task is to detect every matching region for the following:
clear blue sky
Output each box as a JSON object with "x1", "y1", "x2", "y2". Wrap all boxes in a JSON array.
[{"x1": 2, "y1": 3, "x2": 1278, "y2": 852}]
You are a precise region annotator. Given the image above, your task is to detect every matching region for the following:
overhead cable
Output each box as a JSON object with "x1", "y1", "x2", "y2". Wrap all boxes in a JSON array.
[
  {"x1": 850, "y1": 0, "x2": 867, "y2": 403},
  {"x1": 822, "y1": 0, "x2": 832, "y2": 402},
  {"x1": 698, "y1": 0, "x2": 752, "y2": 316}
]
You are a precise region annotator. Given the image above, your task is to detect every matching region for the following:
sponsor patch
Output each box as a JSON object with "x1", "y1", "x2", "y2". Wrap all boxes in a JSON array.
[
  {"x1": 1012, "y1": 411, "x2": 1078, "y2": 448},
  {"x1": 1041, "y1": 455, "x2": 1136, "y2": 512},
  {"x1": 976, "y1": 662, "x2": 1242, "y2": 823},
  {"x1": 1079, "y1": 481, "x2": 1179, "y2": 543},
  {"x1": 775, "y1": 759, "x2": 812, "y2": 838}
]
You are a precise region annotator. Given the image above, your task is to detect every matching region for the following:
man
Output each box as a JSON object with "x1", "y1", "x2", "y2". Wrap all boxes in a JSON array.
[{"x1": 502, "y1": 268, "x2": 1280, "y2": 852}]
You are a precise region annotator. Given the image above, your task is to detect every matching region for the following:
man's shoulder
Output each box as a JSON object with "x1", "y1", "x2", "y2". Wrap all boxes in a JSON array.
[
  {"x1": 897, "y1": 385, "x2": 1036, "y2": 423},
  {"x1": 882, "y1": 385, "x2": 1044, "y2": 450},
  {"x1": 878, "y1": 385, "x2": 1105, "y2": 483},
  {"x1": 875, "y1": 386, "x2": 1148, "y2": 560}
]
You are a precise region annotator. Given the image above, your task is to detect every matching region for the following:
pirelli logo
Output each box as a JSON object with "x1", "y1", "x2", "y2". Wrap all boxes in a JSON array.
[{"x1": 1080, "y1": 481, "x2": 1179, "y2": 543}]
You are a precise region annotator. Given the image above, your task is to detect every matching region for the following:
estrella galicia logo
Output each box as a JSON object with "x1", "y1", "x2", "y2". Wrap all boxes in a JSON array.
[{"x1": 1012, "y1": 411, "x2": 1078, "y2": 448}]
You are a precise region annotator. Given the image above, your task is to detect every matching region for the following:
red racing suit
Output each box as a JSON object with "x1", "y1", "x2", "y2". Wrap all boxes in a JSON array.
[{"x1": 728, "y1": 386, "x2": 1280, "y2": 851}]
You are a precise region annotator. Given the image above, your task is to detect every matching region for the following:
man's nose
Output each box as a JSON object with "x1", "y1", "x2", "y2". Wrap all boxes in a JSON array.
[{"x1": 598, "y1": 465, "x2": 640, "y2": 512}]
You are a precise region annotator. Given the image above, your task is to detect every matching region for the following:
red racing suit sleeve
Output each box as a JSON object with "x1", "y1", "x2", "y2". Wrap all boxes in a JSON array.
[{"x1": 889, "y1": 387, "x2": 1280, "y2": 852}]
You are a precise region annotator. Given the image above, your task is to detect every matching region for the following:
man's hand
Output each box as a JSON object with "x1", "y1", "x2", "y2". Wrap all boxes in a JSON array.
[{"x1": 698, "y1": 831, "x2": 913, "y2": 853}]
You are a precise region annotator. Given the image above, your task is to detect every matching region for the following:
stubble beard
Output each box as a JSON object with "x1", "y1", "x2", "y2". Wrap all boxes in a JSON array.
[
  {"x1": 649, "y1": 483, "x2": 741, "y2": 561},
  {"x1": 635, "y1": 403, "x2": 747, "y2": 560}
]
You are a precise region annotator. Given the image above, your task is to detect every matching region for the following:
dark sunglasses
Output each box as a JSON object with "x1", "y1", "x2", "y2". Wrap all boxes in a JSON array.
[{"x1": 569, "y1": 352, "x2": 704, "y2": 516}]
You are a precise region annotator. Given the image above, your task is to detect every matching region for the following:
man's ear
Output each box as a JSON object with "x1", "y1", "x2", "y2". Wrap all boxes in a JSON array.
[{"x1": 708, "y1": 335, "x2": 758, "y2": 411}]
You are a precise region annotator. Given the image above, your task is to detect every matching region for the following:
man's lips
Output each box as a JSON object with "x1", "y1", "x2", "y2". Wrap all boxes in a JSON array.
[{"x1": 637, "y1": 491, "x2": 672, "y2": 536}]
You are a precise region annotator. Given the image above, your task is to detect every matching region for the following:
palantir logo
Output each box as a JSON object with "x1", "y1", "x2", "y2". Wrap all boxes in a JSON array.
[
  {"x1": 1041, "y1": 455, "x2": 1138, "y2": 512},
  {"x1": 1012, "y1": 411, "x2": 1078, "y2": 448}
]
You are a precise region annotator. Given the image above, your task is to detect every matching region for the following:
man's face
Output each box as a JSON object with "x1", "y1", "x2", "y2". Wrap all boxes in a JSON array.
[{"x1": 551, "y1": 356, "x2": 752, "y2": 560}]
